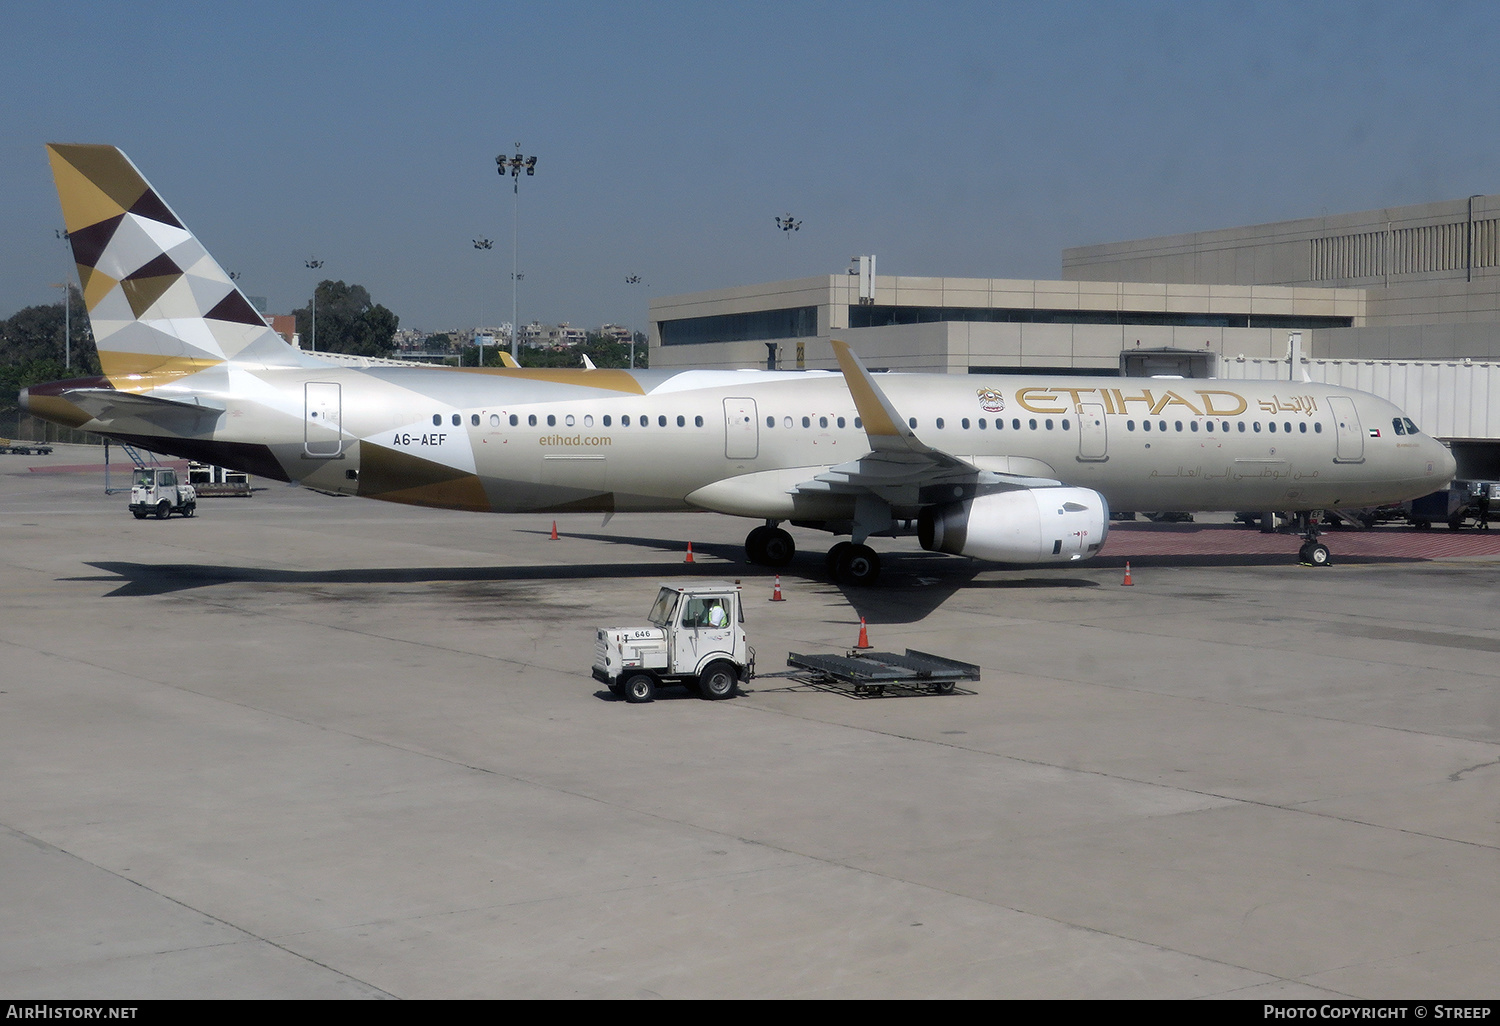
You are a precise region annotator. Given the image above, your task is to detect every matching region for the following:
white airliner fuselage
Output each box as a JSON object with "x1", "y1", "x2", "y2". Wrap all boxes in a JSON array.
[{"x1": 24, "y1": 144, "x2": 1457, "y2": 584}]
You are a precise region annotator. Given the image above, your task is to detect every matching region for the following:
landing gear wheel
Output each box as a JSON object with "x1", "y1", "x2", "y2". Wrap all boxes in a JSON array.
[
  {"x1": 622, "y1": 673, "x2": 656, "y2": 703},
  {"x1": 698, "y1": 660, "x2": 737, "y2": 701},
  {"x1": 834, "y1": 544, "x2": 882, "y2": 586},
  {"x1": 746, "y1": 525, "x2": 795, "y2": 566},
  {"x1": 825, "y1": 542, "x2": 852, "y2": 579},
  {"x1": 1299, "y1": 542, "x2": 1331, "y2": 566},
  {"x1": 760, "y1": 528, "x2": 794, "y2": 566},
  {"x1": 155, "y1": 500, "x2": 170, "y2": 520},
  {"x1": 745, "y1": 525, "x2": 772, "y2": 564}
]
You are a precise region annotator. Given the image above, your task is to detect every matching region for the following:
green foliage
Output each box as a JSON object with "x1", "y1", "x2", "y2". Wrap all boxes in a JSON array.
[
  {"x1": 0, "y1": 290, "x2": 100, "y2": 417},
  {"x1": 506, "y1": 333, "x2": 647, "y2": 369},
  {"x1": 293, "y1": 280, "x2": 400, "y2": 357}
]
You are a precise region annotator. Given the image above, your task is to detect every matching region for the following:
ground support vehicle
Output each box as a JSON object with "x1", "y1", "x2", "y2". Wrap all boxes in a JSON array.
[
  {"x1": 779, "y1": 649, "x2": 981, "y2": 698},
  {"x1": 128, "y1": 467, "x2": 196, "y2": 519},
  {"x1": 0, "y1": 438, "x2": 53, "y2": 455},
  {"x1": 593, "y1": 582, "x2": 754, "y2": 703}
]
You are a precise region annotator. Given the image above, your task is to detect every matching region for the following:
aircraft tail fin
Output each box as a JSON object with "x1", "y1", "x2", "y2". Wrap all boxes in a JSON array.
[{"x1": 46, "y1": 144, "x2": 306, "y2": 386}]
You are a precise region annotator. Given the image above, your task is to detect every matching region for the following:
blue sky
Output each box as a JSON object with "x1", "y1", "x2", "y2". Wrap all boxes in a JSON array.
[{"x1": 5, "y1": 1, "x2": 1499, "y2": 335}]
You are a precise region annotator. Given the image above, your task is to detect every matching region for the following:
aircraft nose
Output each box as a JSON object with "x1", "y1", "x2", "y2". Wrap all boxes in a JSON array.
[{"x1": 1436, "y1": 440, "x2": 1458, "y2": 483}]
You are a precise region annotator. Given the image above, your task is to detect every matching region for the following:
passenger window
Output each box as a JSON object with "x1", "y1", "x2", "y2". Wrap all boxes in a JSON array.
[
  {"x1": 766, "y1": 416, "x2": 774, "y2": 428},
  {"x1": 1299, "y1": 422, "x2": 1307, "y2": 433},
  {"x1": 677, "y1": 415, "x2": 685, "y2": 427},
  {"x1": 1044, "y1": 419, "x2": 1053, "y2": 430},
  {"x1": 432, "y1": 414, "x2": 441, "y2": 426},
  {"x1": 528, "y1": 414, "x2": 537, "y2": 427},
  {"x1": 1284, "y1": 422, "x2": 1291, "y2": 433},
  {"x1": 979, "y1": 418, "x2": 987, "y2": 429},
  {"x1": 909, "y1": 418, "x2": 918, "y2": 429},
  {"x1": 1127, "y1": 420, "x2": 1136, "y2": 431},
  {"x1": 695, "y1": 416, "x2": 704, "y2": 427},
  {"x1": 547, "y1": 415, "x2": 556, "y2": 427},
  {"x1": 1315, "y1": 422, "x2": 1322, "y2": 433},
  {"x1": 784, "y1": 416, "x2": 793, "y2": 428},
  {"x1": 936, "y1": 418, "x2": 945, "y2": 429},
  {"x1": 658, "y1": 416, "x2": 667, "y2": 427},
  {"x1": 820, "y1": 416, "x2": 828, "y2": 428},
  {"x1": 1269, "y1": 422, "x2": 1276, "y2": 433},
  {"x1": 452, "y1": 414, "x2": 461, "y2": 427},
  {"x1": 855, "y1": 418, "x2": 863, "y2": 429},
  {"x1": 509, "y1": 414, "x2": 518, "y2": 426},
  {"x1": 1029, "y1": 419, "x2": 1037, "y2": 430},
  {"x1": 1143, "y1": 420, "x2": 1151, "y2": 432},
  {"x1": 1253, "y1": 422, "x2": 1261, "y2": 432},
  {"x1": 490, "y1": 414, "x2": 500, "y2": 427},
  {"x1": 471, "y1": 414, "x2": 480, "y2": 426},
  {"x1": 961, "y1": 418, "x2": 970, "y2": 429},
  {"x1": 566, "y1": 414, "x2": 575, "y2": 427},
  {"x1": 622, "y1": 415, "x2": 630, "y2": 426},
  {"x1": 584, "y1": 415, "x2": 594, "y2": 427},
  {"x1": 1062, "y1": 419, "x2": 1070, "y2": 430},
  {"x1": 1238, "y1": 422, "x2": 1246, "y2": 433},
  {"x1": 1174, "y1": 421, "x2": 1182, "y2": 432},
  {"x1": 802, "y1": 416, "x2": 810, "y2": 428},
  {"x1": 1190, "y1": 421, "x2": 1199, "y2": 432},
  {"x1": 603, "y1": 415, "x2": 612, "y2": 427}
]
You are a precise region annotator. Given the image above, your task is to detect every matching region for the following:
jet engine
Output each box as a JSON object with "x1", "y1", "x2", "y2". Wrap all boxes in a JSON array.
[{"x1": 918, "y1": 487, "x2": 1110, "y2": 563}]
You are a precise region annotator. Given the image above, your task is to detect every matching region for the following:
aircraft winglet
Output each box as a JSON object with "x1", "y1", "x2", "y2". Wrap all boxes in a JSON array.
[{"x1": 830, "y1": 339, "x2": 928, "y2": 454}]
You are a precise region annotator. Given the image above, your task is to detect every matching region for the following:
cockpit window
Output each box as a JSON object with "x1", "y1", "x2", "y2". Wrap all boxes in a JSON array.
[
  {"x1": 1403, "y1": 417, "x2": 1420, "y2": 435},
  {"x1": 1392, "y1": 418, "x2": 1407, "y2": 436}
]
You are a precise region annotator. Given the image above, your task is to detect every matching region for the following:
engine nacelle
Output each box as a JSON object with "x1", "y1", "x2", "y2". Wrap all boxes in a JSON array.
[{"x1": 918, "y1": 487, "x2": 1110, "y2": 563}]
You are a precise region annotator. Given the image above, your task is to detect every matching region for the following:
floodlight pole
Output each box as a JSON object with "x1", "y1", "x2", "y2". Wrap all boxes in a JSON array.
[
  {"x1": 497, "y1": 146, "x2": 538, "y2": 359},
  {"x1": 305, "y1": 259, "x2": 324, "y2": 351}
]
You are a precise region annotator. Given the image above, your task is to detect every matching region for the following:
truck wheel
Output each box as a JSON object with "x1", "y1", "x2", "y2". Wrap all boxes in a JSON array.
[
  {"x1": 606, "y1": 678, "x2": 625, "y2": 697},
  {"x1": 131, "y1": 509, "x2": 147, "y2": 520},
  {"x1": 155, "y1": 500, "x2": 171, "y2": 520},
  {"x1": 182, "y1": 503, "x2": 195, "y2": 518},
  {"x1": 699, "y1": 660, "x2": 737, "y2": 701},
  {"x1": 622, "y1": 673, "x2": 656, "y2": 703}
]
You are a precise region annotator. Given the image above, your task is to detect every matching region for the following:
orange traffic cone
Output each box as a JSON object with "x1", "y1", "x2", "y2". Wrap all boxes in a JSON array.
[
  {"x1": 769, "y1": 575, "x2": 784, "y2": 601},
  {"x1": 549, "y1": 520, "x2": 559, "y2": 541},
  {"x1": 854, "y1": 617, "x2": 873, "y2": 649},
  {"x1": 1122, "y1": 561, "x2": 1134, "y2": 586},
  {"x1": 684, "y1": 541, "x2": 695, "y2": 563}
]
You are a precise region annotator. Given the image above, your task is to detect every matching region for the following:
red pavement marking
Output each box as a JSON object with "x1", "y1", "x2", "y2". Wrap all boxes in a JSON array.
[
  {"x1": 27, "y1": 460, "x2": 190, "y2": 475},
  {"x1": 1101, "y1": 522, "x2": 1500, "y2": 560}
]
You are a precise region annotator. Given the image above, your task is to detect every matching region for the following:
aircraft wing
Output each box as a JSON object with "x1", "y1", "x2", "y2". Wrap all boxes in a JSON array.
[{"x1": 800, "y1": 341, "x2": 1059, "y2": 508}]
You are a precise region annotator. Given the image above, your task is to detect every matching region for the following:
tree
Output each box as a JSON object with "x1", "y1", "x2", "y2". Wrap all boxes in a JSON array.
[
  {"x1": 292, "y1": 280, "x2": 399, "y2": 358},
  {"x1": 0, "y1": 287, "x2": 95, "y2": 370}
]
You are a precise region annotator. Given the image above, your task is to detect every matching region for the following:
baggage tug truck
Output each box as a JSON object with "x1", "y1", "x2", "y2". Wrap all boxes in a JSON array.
[
  {"x1": 129, "y1": 467, "x2": 197, "y2": 519},
  {"x1": 593, "y1": 582, "x2": 754, "y2": 703}
]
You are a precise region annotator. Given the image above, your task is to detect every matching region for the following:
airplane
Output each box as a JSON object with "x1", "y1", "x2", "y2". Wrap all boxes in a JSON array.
[{"x1": 23, "y1": 144, "x2": 1457, "y2": 585}]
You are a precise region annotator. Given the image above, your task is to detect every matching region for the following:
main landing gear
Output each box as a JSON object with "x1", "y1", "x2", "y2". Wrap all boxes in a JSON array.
[{"x1": 742, "y1": 524, "x2": 884, "y2": 586}]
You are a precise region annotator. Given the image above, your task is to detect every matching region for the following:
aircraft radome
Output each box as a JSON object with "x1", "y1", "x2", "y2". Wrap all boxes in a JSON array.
[{"x1": 23, "y1": 144, "x2": 1457, "y2": 585}]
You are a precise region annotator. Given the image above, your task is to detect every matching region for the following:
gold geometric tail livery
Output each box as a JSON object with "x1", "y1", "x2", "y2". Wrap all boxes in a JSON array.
[
  {"x1": 47, "y1": 144, "x2": 307, "y2": 383},
  {"x1": 23, "y1": 144, "x2": 1456, "y2": 584}
]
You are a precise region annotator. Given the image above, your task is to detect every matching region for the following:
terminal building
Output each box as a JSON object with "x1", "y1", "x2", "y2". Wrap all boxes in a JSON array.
[{"x1": 648, "y1": 194, "x2": 1500, "y2": 476}]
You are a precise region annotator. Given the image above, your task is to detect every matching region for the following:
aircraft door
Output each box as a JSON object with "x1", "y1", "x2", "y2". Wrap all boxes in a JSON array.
[
  {"x1": 1327, "y1": 395, "x2": 1365, "y2": 463},
  {"x1": 1077, "y1": 402, "x2": 1108, "y2": 461},
  {"x1": 723, "y1": 397, "x2": 758, "y2": 459},
  {"x1": 304, "y1": 381, "x2": 342, "y2": 457}
]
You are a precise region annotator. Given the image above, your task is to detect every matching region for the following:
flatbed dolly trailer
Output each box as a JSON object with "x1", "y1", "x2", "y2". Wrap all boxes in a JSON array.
[
  {"x1": 0, "y1": 438, "x2": 53, "y2": 455},
  {"x1": 777, "y1": 649, "x2": 981, "y2": 697}
]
